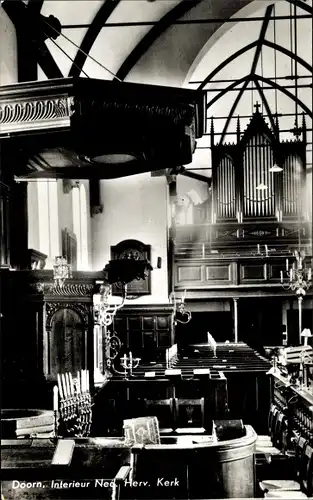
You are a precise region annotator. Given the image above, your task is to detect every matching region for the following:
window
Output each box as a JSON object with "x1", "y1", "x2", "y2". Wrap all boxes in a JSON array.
[{"x1": 72, "y1": 183, "x2": 89, "y2": 270}]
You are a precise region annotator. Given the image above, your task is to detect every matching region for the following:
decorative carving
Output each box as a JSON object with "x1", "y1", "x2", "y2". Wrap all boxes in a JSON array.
[
  {"x1": 0, "y1": 96, "x2": 73, "y2": 134},
  {"x1": 0, "y1": 78, "x2": 206, "y2": 179},
  {"x1": 27, "y1": 249, "x2": 47, "y2": 270},
  {"x1": 62, "y1": 179, "x2": 79, "y2": 194},
  {"x1": 75, "y1": 100, "x2": 194, "y2": 127},
  {"x1": 43, "y1": 283, "x2": 94, "y2": 297},
  {"x1": 45, "y1": 302, "x2": 91, "y2": 329},
  {"x1": 110, "y1": 239, "x2": 152, "y2": 295}
]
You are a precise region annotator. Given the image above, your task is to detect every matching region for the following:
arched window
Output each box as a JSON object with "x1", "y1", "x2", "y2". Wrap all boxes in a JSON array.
[
  {"x1": 36, "y1": 180, "x2": 59, "y2": 267},
  {"x1": 72, "y1": 183, "x2": 89, "y2": 270}
]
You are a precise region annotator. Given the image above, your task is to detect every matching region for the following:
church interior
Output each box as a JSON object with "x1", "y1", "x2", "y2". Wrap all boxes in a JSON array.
[{"x1": 0, "y1": 0, "x2": 312, "y2": 498}]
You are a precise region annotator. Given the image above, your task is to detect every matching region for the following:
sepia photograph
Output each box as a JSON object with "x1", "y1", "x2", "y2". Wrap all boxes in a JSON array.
[{"x1": 0, "y1": 0, "x2": 312, "y2": 499}]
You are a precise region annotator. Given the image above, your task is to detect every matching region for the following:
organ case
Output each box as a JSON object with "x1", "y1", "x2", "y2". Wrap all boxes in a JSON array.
[{"x1": 211, "y1": 108, "x2": 307, "y2": 224}]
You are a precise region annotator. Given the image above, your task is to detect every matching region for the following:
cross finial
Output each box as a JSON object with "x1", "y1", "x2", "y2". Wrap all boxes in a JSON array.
[{"x1": 254, "y1": 101, "x2": 261, "y2": 113}]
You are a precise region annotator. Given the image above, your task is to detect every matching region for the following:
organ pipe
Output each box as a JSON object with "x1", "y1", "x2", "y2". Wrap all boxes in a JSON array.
[{"x1": 211, "y1": 111, "x2": 306, "y2": 224}]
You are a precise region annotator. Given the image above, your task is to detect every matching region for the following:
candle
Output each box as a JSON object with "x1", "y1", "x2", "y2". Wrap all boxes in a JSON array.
[
  {"x1": 53, "y1": 385, "x2": 59, "y2": 412},
  {"x1": 69, "y1": 372, "x2": 74, "y2": 396},
  {"x1": 265, "y1": 245, "x2": 268, "y2": 256},
  {"x1": 61, "y1": 373, "x2": 68, "y2": 398},
  {"x1": 286, "y1": 259, "x2": 289, "y2": 271},
  {"x1": 182, "y1": 289, "x2": 186, "y2": 303},
  {"x1": 65, "y1": 372, "x2": 71, "y2": 397},
  {"x1": 129, "y1": 351, "x2": 133, "y2": 366},
  {"x1": 81, "y1": 370, "x2": 86, "y2": 393},
  {"x1": 280, "y1": 271, "x2": 283, "y2": 283},
  {"x1": 257, "y1": 244, "x2": 260, "y2": 254},
  {"x1": 76, "y1": 370, "x2": 81, "y2": 394},
  {"x1": 57, "y1": 374, "x2": 64, "y2": 400}
]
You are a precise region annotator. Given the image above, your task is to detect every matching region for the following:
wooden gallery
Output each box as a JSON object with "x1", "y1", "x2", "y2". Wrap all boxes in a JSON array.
[{"x1": 0, "y1": 1, "x2": 312, "y2": 499}]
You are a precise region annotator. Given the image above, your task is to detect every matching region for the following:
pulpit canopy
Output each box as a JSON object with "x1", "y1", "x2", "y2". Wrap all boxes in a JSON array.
[{"x1": 0, "y1": 78, "x2": 206, "y2": 180}]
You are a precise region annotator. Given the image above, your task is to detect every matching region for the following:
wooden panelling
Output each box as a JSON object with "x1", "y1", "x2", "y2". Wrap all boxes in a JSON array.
[
  {"x1": 177, "y1": 265, "x2": 202, "y2": 282},
  {"x1": 205, "y1": 264, "x2": 231, "y2": 281},
  {"x1": 240, "y1": 263, "x2": 266, "y2": 281},
  {"x1": 156, "y1": 316, "x2": 170, "y2": 329},
  {"x1": 142, "y1": 316, "x2": 154, "y2": 329},
  {"x1": 113, "y1": 305, "x2": 174, "y2": 362}
]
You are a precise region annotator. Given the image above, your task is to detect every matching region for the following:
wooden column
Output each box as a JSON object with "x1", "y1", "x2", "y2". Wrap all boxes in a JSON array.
[
  {"x1": 1, "y1": 143, "x2": 28, "y2": 269},
  {"x1": 0, "y1": 181, "x2": 10, "y2": 268},
  {"x1": 233, "y1": 298, "x2": 239, "y2": 343}
]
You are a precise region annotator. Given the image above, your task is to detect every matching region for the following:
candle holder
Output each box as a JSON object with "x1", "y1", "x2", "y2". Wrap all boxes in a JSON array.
[
  {"x1": 170, "y1": 290, "x2": 192, "y2": 325},
  {"x1": 120, "y1": 352, "x2": 141, "y2": 379},
  {"x1": 57, "y1": 370, "x2": 92, "y2": 437},
  {"x1": 280, "y1": 251, "x2": 312, "y2": 344}
]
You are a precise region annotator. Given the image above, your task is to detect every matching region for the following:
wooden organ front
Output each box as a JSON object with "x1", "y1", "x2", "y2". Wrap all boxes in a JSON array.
[
  {"x1": 211, "y1": 108, "x2": 307, "y2": 225},
  {"x1": 173, "y1": 108, "x2": 312, "y2": 304}
]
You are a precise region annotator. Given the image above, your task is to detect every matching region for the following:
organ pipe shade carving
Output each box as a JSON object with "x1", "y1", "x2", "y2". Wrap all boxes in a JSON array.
[{"x1": 243, "y1": 134, "x2": 275, "y2": 217}]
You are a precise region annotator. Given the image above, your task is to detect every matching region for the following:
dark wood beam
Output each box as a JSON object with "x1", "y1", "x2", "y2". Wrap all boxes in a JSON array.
[
  {"x1": 28, "y1": 0, "x2": 44, "y2": 15},
  {"x1": 89, "y1": 179, "x2": 103, "y2": 217},
  {"x1": 2, "y1": 0, "x2": 37, "y2": 82},
  {"x1": 36, "y1": 42, "x2": 63, "y2": 79},
  {"x1": 2, "y1": 0, "x2": 63, "y2": 81},
  {"x1": 180, "y1": 169, "x2": 211, "y2": 185},
  {"x1": 263, "y1": 39, "x2": 312, "y2": 74},
  {"x1": 220, "y1": 79, "x2": 251, "y2": 143},
  {"x1": 199, "y1": 42, "x2": 257, "y2": 90},
  {"x1": 61, "y1": 13, "x2": 311, "y2": 29},
  {"x1": 115, "y1": 0, "x2": 202, "y2": 81},
  {"x1": 206, "y1": 75, "x2": 251, "y2": 109},
  {"x1": 254, "y1": 75, "x2": 312, "y2": 117},
  {"x1": 199, "y1": 39, "x2": 312, "y2": 91},
  {"x1": 250, "y1": 5, "x2": 274, "y2": 75},
  {"x1": 69, "y1": 0, "x2": 121, "y2": 78},
  {"x1": 285, "y1": 0, "x2": 313, "y2": 15}
]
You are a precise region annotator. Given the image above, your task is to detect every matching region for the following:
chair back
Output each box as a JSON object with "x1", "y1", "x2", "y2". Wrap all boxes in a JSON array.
[
  {"x1": 144, "y1": 399, "x2": 175, "y2": 431},
  {"x1": 175, "y1": 398, "x2": 205, "y2": 429}
]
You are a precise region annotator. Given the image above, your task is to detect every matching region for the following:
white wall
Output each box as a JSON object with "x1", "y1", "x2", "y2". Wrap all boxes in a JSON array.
[
  {"x1": 0, "y1": 7, "x2": 18, "y2": 86},
  {"x1": 91, "y1": 173, "x2": 168, "y2": 303}
]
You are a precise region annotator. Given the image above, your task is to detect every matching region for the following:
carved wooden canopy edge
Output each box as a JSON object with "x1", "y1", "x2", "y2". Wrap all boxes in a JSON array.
[{"x1": 0, "y1": 78, "x2": 206, "y2": 179}]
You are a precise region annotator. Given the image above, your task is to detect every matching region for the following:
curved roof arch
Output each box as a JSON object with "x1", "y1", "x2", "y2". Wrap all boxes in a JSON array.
[{"x1": 21, "y1": 0, "x2": 312, "y2": 169}]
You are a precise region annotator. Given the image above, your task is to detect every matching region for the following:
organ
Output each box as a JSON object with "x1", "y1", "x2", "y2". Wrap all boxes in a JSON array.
[{"x1": 211, "y1": 104, "x2": 307, "y2": 224}]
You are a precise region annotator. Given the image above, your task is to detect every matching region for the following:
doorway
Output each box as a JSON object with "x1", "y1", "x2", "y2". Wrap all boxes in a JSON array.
[{"x1": 238, "y1": 298, "x2": 283, "y2": 349}]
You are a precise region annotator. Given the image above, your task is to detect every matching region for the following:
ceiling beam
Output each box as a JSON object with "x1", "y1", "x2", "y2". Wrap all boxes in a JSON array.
[
  {"x1": 255, "y1": 74, "x2": 312, "y2": 117},
  {"x1": 180, "y1": 169, "x2": 211, "y2": 185},
  {"x1": 206, "y1": 75, "x2": 251, "y2": 109},
  {"x1": 285, "y1": 0, "x2": 313, "y2": 15},
  {"x1": 250, "y1": 5, "x2": 274, "y2": 75},
  {"x1": 199, "y1": 38, "x2": 311, "y2": 91},
  {"x1": 2, "y1": 0, "x2": 62, "y2": 81},
  {"x1": 36, "y1": 42, "x2": 63, "y2": 79},
  {"x1": 263, "y1": 39, "x2": 312, "y2": 74},
  {"x1": 28, "y1": 0, "x2": 44, "y2": 15},
  {"x1": 115, "y1": 0, "x2": 202, "y2": 81},
  {"x1": 68, "y1": 0, "x2": 121, "y2": 78},
  {"x1": 219, "y1": 78, "x2": 251, "y2": 143},
  {"x1": 199, "y1": 41, "x2": 258, "y2": 89}
]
